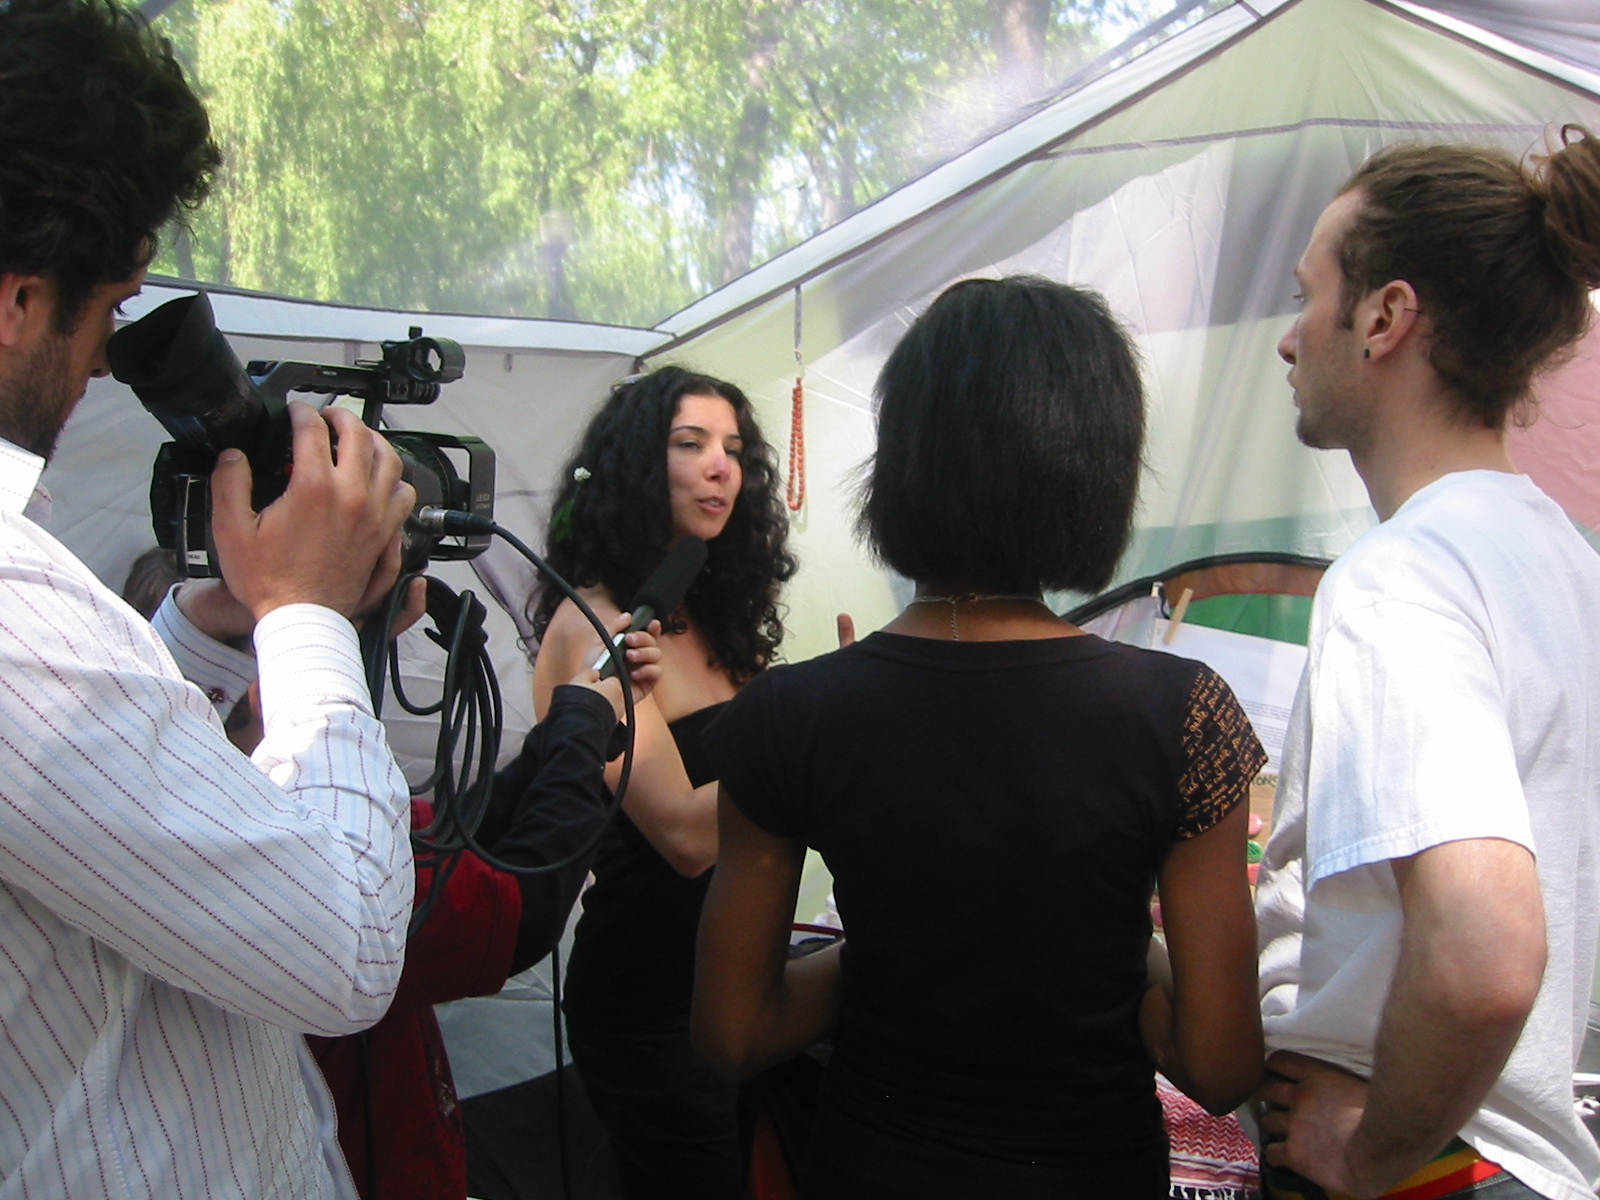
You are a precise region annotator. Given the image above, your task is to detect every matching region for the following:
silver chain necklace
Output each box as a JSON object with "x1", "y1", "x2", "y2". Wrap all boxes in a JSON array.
[{"x1": 905, "y1": 593, "x2": 1045, "y2": 641}]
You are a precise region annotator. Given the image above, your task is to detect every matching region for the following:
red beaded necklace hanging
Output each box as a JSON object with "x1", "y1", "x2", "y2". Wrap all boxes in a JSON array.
[{"x1": 786, "y1": 284, "x2": 806, "y2": 513}]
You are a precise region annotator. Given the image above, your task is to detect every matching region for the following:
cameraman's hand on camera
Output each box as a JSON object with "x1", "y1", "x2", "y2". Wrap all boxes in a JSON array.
[
  {"x1": 210, "y1": 402, "x2": 415, "y2": 623},
  {"x1": 571, "y1": 613, "x2": 663, "y2": 722}
]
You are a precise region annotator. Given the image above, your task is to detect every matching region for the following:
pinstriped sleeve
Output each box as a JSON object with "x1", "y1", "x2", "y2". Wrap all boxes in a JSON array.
[
  {"x1": 150, "y1": 585, "x2": 257, "y2": 716},
  {"x1": 0, "y1": 547, "x2": 412, "y2": 1036}
]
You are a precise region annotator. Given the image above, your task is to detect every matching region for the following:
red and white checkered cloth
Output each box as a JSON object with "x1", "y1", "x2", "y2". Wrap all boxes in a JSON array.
[{"x1": 1159, "y1": 1074, "x2": 1261, "y2": 1200}]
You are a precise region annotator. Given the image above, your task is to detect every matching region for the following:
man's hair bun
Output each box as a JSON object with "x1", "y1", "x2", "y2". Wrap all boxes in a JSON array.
[{"x1": 1536, "y1": 125, "x2": 1600, "y2": 290}]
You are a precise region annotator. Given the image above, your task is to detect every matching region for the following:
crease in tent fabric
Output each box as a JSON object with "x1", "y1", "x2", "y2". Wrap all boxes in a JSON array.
[
  {"x1": 1039, "y1": 116, "x2": 1551, "y2": 164},
  {"x1": 1341, "y1": 45, "x2": 1394, "y2": 124},
  {"x1": 799, "y1": 370, "x2": 874, "y2": 417}
]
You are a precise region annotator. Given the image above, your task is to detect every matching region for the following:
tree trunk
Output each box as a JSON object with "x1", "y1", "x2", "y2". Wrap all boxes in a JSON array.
[
  {"x1": 718, "y1": 5, "x2": 782, "y2": 284},
  {"x1": 173, "y1": 224, "x2": 197, "y2": 280},
  {"x1": 825, "y1": 130, "x2": 857, "y2": 227},
  {"x1": 719, "y1": 91, "x2": 771, "y2": 283},
  {"x1": 216, "y1": 206, "x2": 231, "y2": 288},
  {"x1": 990, "y1": 0, "x2": 1051, "y2": 99}
]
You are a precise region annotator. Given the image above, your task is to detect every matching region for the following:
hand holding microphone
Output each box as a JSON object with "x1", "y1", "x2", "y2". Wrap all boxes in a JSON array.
[
  {"x1": 591, "y1": 536, "x2": 708, "y2": 679},
  {"x1": 574, "y1": 612, "x2": 664, "y2": 722}
]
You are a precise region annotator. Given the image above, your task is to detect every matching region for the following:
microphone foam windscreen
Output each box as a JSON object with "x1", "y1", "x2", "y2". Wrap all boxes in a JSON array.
[{"x1": 633, "y1": 536, "x2": 708, "y2": 618}]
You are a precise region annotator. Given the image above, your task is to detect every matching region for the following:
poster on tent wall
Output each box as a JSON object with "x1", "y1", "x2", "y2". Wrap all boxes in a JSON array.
[
  {"x1": 1154, "y1": 622, "x2": 1305, "y2": 776},
  {"x1": 1083, "y1": 599, "x2": 1306, "y2": 775}
]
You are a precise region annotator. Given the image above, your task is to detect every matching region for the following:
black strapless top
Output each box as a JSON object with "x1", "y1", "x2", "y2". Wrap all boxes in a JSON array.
[{"x1": 561, "y1": 702, "x2": 727, "y2": 1028}]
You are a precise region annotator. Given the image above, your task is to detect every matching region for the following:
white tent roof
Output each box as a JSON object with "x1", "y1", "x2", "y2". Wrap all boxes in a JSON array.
[
  {"x1": 646, "y1": 0, "x2": 1600, "y2": 662},
  {"x1": 648, "y1": 0, "x2": 1600, "y2": 348},
  {"x1": 1416, "y1": 0, "x2": 1600, "y2": 74},
  {"x1": 121, "y1": 279, "x2": 669, "y2": 357},
  {"x1": 47, "y1": 0, "x2": 1600, "y2": 735}
]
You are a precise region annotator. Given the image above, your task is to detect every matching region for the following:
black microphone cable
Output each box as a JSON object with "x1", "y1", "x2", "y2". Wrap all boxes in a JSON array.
[
  {"x1": 359, "y1": 508, "x2": 638, "y2": 937},
  {"x1": 358, "y1": 508, "x2": 642, "y2": 1200}
]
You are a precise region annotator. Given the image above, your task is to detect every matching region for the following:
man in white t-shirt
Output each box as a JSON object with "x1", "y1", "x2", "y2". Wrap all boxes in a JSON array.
[{"x1": 1254, "y1": 134, "x2": 1600, "y2": 1200}]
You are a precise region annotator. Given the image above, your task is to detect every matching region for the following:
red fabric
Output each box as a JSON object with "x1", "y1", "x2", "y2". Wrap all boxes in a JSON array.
[
  {"x1": 307, "y1": 802, "x2": 521, "y2": 1200},
  {"x1": 746, "y1": 1109, "x2": 799, "y2": 1200},
  {"x1": 1158, "y1": 1074, "x2": 1260, "y2": 1199},
  {"x1": 1389, "y1": 1162, "x2": 1504, "y2": 1200},
  {"x1": 1508, "y1": 319, "x2": 1600, "y2": 532}
]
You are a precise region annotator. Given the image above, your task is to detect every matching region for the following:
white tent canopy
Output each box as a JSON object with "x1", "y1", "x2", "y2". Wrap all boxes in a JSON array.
[
  {"x1": 1420, "y1": 0, "x2": 1600, "y2": 73},
  {"x1": 652, "y1": 0, "x2": 1600, "y2": 661},
  {"x1": 50, "y1": 0, "x2": 1600, "y2": 700}
]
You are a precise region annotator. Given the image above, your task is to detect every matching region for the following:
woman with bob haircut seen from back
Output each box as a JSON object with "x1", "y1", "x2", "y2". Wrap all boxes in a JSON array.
[{"x1": 695, "y1": 275, "x2": 1266, "y2": 1198}]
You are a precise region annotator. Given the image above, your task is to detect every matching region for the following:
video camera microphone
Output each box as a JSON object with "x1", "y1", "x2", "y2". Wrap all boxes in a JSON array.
[{"x1": 591, "y1": 536, "x2": 708, "y2": 678}]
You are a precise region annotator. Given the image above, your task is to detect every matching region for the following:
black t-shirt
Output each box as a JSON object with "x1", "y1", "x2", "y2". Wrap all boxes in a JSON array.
[
  {"x1": 704, "y1": 632, "x2": 1263, "y2": 1167},
  {"x1": 562, "y1": 702, "x2": 727, "y2": 1029}
]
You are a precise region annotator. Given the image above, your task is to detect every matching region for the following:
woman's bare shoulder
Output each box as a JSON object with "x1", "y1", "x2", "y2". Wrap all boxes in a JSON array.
[
  {"x1": 533, "y1": 587, "x2": 622, "y2": 715},
  {"x1": 544, "y1": 586, "x2": 621, "y2": 643},
  {"x1": 537, "y1": 592, "x2": 611, "y2": 668}
]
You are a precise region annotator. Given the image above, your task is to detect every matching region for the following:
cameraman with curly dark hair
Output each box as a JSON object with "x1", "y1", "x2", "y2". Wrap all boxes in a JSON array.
[{"x1": 0, "y1": 3, "x2": 427, "y2": 1197}]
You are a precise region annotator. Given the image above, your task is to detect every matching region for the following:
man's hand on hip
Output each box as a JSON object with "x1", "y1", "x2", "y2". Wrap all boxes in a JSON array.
[
  {"x1": 210, "y1": 401, "x2": 415, "y2": 622},
  {"x1": 1259, "y1": 1050, "x2": 1374, "y2": 1196}
]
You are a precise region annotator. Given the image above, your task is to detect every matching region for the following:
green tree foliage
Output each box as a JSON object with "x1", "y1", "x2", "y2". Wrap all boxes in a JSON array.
[{"x1": 151, "y1": 0, "x2": 1161, "y2": 325}]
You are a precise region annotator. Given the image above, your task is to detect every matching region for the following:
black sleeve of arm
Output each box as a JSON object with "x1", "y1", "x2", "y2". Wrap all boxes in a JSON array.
[
  {"x1": 482, "y1": 684, "x2": 618, "y2": 975},
  {"x1": 1174, "y1": 665, "x2": 1267, "y2": 840}
]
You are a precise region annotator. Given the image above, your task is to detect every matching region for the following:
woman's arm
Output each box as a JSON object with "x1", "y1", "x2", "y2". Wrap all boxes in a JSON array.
[
  {"x1": 532, "y1": 591, "x2": 619, "y2": 720},
  {"x1": 533, "y1": 596, "x2": 718, "y2": 876},
  {"x1": 1141, "y1": 799, "x2": 1263, "y2": 1114},
  {"x1": 693, "y1": 785, "x2": 841, "y2": 1082}
]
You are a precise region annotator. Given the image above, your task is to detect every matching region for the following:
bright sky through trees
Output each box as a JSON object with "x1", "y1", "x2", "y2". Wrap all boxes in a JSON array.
[{"x1": 150, "y1": 0, "x2": 1192, "y2": 325}]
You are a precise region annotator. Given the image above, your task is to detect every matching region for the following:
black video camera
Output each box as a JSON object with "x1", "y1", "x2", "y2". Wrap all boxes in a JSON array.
[{"x1": 106, "y1": 291, "x2": 494, "y2": 578}]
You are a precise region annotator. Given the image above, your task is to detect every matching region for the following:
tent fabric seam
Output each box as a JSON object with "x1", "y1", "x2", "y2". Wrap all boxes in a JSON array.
[{"x1": 1039, "y1": 116, "x2": 1554, "y2": 163}]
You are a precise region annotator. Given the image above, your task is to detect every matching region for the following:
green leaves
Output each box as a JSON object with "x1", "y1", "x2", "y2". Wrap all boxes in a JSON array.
[{"x1": 150, "y1": 0, "x2": 1157, "y2": 324}]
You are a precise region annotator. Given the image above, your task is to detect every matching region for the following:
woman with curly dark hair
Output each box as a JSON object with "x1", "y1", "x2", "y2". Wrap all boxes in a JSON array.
[{"x1": 530, "y1": 364, "x2": 795, "y2": 1199}]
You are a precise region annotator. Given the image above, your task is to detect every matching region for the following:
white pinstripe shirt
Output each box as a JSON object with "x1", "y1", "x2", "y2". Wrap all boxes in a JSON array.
[{"x1": 0, "y1": 438, "x2": 414, "y2": 1199}]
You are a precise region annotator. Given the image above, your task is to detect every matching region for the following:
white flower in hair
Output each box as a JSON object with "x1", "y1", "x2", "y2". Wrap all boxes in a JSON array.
[{"x1": 573, "y1": 467, "x2": 592, "y2": 482}]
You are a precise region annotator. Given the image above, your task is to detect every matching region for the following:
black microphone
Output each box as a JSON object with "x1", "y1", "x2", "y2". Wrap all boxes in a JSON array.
[{"x1": 591, "y1": 536, "x2": 708, "y2": 679}]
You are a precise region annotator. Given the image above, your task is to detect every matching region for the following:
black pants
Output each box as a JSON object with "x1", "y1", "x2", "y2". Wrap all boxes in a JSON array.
[
  {"x1": 565, "y1": 1014, "x2": 743, "y2": 1200},
  {"x1": 799, "y1": 1095, "x2": 1170, "y2": 1200}
]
